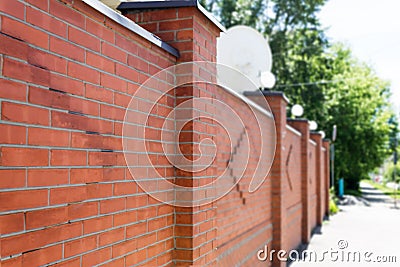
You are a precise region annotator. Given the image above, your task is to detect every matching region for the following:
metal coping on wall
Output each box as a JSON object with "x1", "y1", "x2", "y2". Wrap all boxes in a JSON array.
[
  {"x1": 286, "y1": 125, "x2": 302, "y2": 137},
  {"x1": 82, "y1": 0, "x2": 180, "y2": 57},
  {"x1": 309, "y1": 139, "x2": 317, "y2": 146},
  {"x1": 117, "y1": 0, "x2": 226, "y2": 32}
]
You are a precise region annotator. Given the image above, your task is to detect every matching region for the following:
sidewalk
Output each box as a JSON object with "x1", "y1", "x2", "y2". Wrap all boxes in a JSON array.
[{"x1": 290, "y1": 181, "x2": 400, "y2": 266}]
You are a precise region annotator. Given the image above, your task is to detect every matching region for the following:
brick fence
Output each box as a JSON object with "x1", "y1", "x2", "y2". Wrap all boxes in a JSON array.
[{"x1": 0, "y1": 1, "x2": 329, "y2": 266}]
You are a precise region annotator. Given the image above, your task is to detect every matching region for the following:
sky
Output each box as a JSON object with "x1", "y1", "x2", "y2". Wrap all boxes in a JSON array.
[{"x1": 319, "y1": 0, "x2": 400, "y2": 116}]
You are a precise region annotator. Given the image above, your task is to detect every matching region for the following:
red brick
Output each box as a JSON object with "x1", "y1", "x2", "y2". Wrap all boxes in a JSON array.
[
  {"x1": 2, "y1": 102, "x2": 49, "y2": 126},
  {"x1": 0, "y1": 79, "x2": 26, "y2": 102},
  {"x1": 70, "y1": 168, "x2": 103, "y2": 184},
  {"x1": 50, "y1": 36, "x2": 85, "y2": 62},
  {"x1": 0, "y1": 147, "x2": 48, "y2": 167},
  {"x1": 26, "y1": 0, "x2": 49, "y2": 11},
  {"x1": 49, "y1": 0, "x2": 85, "y2": 28},
  {"x1": 1, "y1": 257, "x2": 22, "y2": 267},
  {"x1": 100, "y1": 257, "x2": 125, "y2": 267},
  {"x1": 125, "y1": 249, "x2": 147, "y2": 266},
  {"x1": 68, "y1": 26, "x2": 101, "y2": 52},
  {"x1": 52, "y1": 258, "x2": 81, "y2": 267},
  {"x1": 68, "y1": 61, "x2": 100, "y2": 84},
  {"x1": 115, "y1": 63, "x2": 139, "y2": 81},
  {"x1": 26, "y1": 207, "x2": 68, "y2": 229},
  {"x1": 27, "y1": 47, "x2": 67, "y2": 74},
  {"x1": 100, "y1": 104, "x2": 125, "y2": 121},
  {"x1": 64, "y1": 236, "x2": 97, "y2": 258},
  {"x1": 128, "y1": 55, "x2": 148, "y2": 73},
  {"x1": 100, "y1": 198, "x2": 125, "y2": 214},
  {"x1": 68, "y1": 201, "x2": 98, "y2": 220},
  {"x1": 0, "y1": 0, "x2": 25, "y2": 20},
  {"x1": 0, "y1": 33, "x2": 29, "y2": 60},
  {"x1": 86, "y1": 51, "x2": 115, "y2": 74},
  {"x1": 49, "y1": 186, "x2": 87, "y2": 205},
  {"x1": 51, "y1": 111, "x2": 113, "y2": 134},
  {"x1": 22, "y1": 244, "x2": 63, "y2": 266},
  {"x1": 148, "y1": 217, "x2": 167, "y2": 232},
  {"x1": 0, "y1": 213, "x2": 24, "y2": 234},
  {"x1": 103, "y1": 167, "x2": 125, "y2": 181},
  {"x1": 50, "y1": 73, "x2": 84, "y2": 96},
  {"x1": 82, "y1": 247, "x2": 111, "y2": 267},
  {"x1": 141, "y1": 9, "x2": 177, "y2": 22},
  {"x1": 1, "y1": 222, "x2": 82, "y2": 256},
  {"x1": 99, "y1": 227, "x2": 125, "y2": 246},
  {"x1": 101, "y1": 42, "x2": 127, "y2": 63},
  {"x1": 113, "y1": 210, "x2": 136, "y2": 226},
  {"x1": 0, "y1": 189, "x2": 48, "y2": 212},
  {"x1": 71, "y1": 132, "x2": 121, "y2": 151},
  {"x1": 86, "y1": 19, "x2": 114, "y2": 43},
  {"x1": 126, "y1": 222, "x2": 147, "y2": 238},
  {"x1": 126, "y1": 195, "x2": 148, "y2": 209},
  {"x1": 115, "y1": 34, "x2": 139, "y2": 55},
  {"x1": 112, "y1": 238, "x2": 137, "y2": 257},
  {"x1": 83, "y1": 215, "x2": 113, "y2": 234},
  {"x1": 85, "y1": 83, "x2": 114, "y2": 103},
  {"x1": 2, "y1": 16, "x2": 48, "y2": 49},
  {"x1": 113, "y1": 182, "x2": 137, "y2": 196},
  {"x1": 0, "y1": 124, "x2": 26, "y2": 145},
  {"x1": 88, "y1": 151, "x2": 118, "y2": 166},
  {"x1": 114, "y1": 92, "x2": 131, "y2": 107},
  {"x1": 86, "y1": 183, "x2": 113, "y2": 199},
  {"x1": 28, "y1": 127, "x2": 69, "y2": 147},
  {"x1": 27, "y1": 169, "x2": 69, "y2": 187},
  {"x1": 29, "y1": 86, "x2": 99, "y2": 116},
  {"x1": 159, "y1": 19, "x2": 193, "y2": 31},
  {"x1": 177, "y1": 29, "x2": 194, "y2": 41},
  {"x1": 26, "y1": 6, "x2": 67, "y2": 37},
  {"x1": 50, "y1": 149, "x2": 87, "y2": 166},
  {"x1": 100, "y1": 72, "x2": 127, "y2": 92},
  {"x1": 3, "y1": 58, "x2": 50, "y2": 87},
  {"x1": 0, "y1": 169, "x2": 26, "y2": 189}
]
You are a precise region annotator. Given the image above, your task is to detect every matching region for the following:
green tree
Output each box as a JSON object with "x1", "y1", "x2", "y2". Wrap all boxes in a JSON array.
[
  {"x1": 385, "y1": 162, "x2": 400, "y2": 183},
  {"x1": 200, "y1": 0, "x2": 396, "y2": 191},
  {"x1": 322, "y1": 45, "x2": 393, "y2": 190},
  {"x1": 200, "y1": 0, "x2": 265, "y2": 29}
]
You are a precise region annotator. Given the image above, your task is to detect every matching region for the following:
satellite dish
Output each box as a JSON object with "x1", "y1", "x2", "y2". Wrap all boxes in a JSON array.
[{"x1": 217, "y1": 25, "x2": 275, "y2": 93}]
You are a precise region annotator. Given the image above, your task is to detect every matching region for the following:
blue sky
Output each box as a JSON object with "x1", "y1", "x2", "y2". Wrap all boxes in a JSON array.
[{"x1": 319, "y1": 0, "x2": 400, "y2": 115}]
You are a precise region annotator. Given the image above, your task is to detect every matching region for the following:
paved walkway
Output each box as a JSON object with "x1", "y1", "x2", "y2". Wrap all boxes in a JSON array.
[{"x1": 290, "y1": 181, "x2": 400, "y2": 266}]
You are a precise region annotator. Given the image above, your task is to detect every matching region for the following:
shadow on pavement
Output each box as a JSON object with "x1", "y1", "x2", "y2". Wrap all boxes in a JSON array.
[{"x1": 360, "y1": 184, "x2": 392, "y2": 204}]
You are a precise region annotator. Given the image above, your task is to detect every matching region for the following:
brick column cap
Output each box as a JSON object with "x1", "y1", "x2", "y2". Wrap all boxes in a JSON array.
[
  {"x1": 287, "y1": 118, "x2": 308, "y2": 123},
  {"x1": 117, "y1": 0, "x2": 225, "y2": 32},
  {"x1": 244, "y1": 90, "x2": 290, "y2": 104},
  {"x1": 310, "y1": 131, "x2": 323, "y2": 138}
]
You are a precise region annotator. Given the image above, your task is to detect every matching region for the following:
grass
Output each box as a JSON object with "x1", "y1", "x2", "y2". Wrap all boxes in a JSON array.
[{"x1": 361, "y1": 179, "x2": 400, "y2": 199}]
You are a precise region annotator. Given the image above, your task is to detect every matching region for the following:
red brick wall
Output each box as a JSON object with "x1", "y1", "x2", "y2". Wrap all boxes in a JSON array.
[
  {"x1": 0, "y1": 1, "x2": 330, "y2": 266},
  {"x1": 283, "y1": 127, "x2": 302, "y2": 252},
  {"x1": 308, "y1": 141, "x2": 318, "y2": 232},
  {"x1": 214, "y1": 91, "x2": 273, "y2": 267},
  {"x1": 0, "y1": 1, "x2": 177, "y2": 266}
]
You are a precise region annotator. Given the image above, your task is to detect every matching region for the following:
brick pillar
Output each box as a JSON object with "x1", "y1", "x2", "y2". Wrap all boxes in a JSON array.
[
  {"x1": 119, "y1": 2, "x2": 222, "y2": 266},
  {"x1": 245, "y1": 91, "x2": 288, "y2": 266},
  {"x1": 322, "y1": 140, "x2": 330, "y2": 218},
  {"x1": 310, "y1": 132, "x2": 323, "y2": 226},
  {"x1": 287, "y1": 119, "x2": 311, "y2": 244}
]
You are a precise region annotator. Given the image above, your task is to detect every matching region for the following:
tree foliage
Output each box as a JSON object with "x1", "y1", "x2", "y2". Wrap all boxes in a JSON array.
[
  {"x1": 200, "y1": 0, "x2": 396, "y2": 190},
  {"x1": 322, "y1": 45, "x2": 393, "y2": 189}
]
